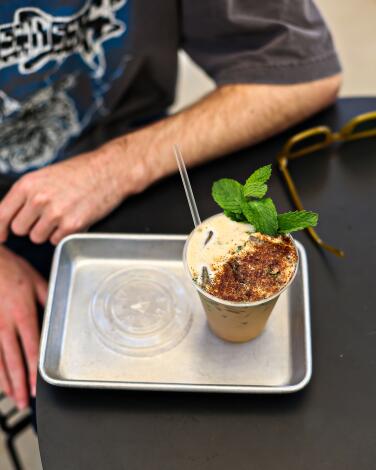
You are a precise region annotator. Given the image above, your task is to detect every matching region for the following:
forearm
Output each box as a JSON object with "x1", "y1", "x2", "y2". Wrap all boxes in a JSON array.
[
  {"x1": 111, "y1": 74, "x2": 341, "y2": 195},
  {"x1": 0, "y1": 75, "x2": 341, "y2": 246}
]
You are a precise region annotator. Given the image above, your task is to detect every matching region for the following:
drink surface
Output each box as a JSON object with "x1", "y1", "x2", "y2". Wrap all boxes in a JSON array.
[{"x1": 186, "y1": 213, "x2": 297, "y2": 303}]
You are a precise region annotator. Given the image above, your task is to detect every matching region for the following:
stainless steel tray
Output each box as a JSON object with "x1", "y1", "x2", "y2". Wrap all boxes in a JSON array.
[{"x1": 39, "y1": 234, "x2": 312, "y2": 393}]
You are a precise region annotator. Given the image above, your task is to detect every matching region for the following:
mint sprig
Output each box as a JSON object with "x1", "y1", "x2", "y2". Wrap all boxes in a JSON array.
[{"x1": 212, "y1": 165, "x2": 318, "y2": 236}]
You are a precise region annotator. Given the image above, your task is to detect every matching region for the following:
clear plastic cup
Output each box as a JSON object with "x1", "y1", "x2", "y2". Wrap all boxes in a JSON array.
[{"x1": 183, "y1": 216, "x2": 299, "y2": 343}]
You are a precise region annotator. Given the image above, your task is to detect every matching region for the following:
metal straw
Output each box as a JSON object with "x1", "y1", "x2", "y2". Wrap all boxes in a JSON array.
[{"x1": 173, "y1": 144, "x2": 201, "y2": 227}]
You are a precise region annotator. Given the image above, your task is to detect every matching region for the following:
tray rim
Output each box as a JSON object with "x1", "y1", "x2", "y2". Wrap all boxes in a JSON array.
[{"x1": 39, "y1": 233, "x2": 312, "y2": 394}]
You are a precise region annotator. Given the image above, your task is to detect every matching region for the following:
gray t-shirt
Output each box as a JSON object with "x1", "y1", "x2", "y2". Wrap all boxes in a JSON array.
[{"x1": 0, "y1": 0, "x2": 340, "y2": 175}]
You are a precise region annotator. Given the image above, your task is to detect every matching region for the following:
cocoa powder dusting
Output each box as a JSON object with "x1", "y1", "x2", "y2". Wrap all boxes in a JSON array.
[{"x1": 206, "y1": 234, "x2": 297, "y2": 302}]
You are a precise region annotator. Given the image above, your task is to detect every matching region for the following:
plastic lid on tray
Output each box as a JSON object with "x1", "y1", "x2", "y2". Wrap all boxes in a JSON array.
[{"x1": 90, "y1": 267, "x2": 193, "y2": 357}]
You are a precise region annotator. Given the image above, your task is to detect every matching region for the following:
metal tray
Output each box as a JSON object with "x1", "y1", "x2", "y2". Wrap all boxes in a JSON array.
[{"x1": 39, "y1": 234, "x2": 312, "y2": 393}]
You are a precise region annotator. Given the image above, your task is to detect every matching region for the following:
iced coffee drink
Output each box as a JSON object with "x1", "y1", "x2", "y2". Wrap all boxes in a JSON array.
[
  {"x1": 183, "y1": 213, "x2": 298, "y2": 342},
  {"x1": 183, "y1": 164, "x2": 317, "y2": 342}
]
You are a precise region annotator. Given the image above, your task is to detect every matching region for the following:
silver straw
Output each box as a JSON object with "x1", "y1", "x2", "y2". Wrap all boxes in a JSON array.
[{"x1": 173, "y1": 144, "x2": 201, "y2": 227}]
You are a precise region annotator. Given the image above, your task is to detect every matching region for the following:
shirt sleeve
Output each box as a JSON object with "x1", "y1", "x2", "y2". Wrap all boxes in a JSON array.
[{"x1": 181, "y1": 0, "x2": 341, "y2": 85}]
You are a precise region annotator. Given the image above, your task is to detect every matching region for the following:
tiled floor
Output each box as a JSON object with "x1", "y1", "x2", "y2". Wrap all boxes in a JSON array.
[
  {"x1": 0, "y1": 427, "x2": 43, "y2": 470},
  {"x1": 0, "y1": 397, "x2": 42, "y2": 470},
  {"x1": 0, "y1": 1, "x2": 374, "y2": 469}
]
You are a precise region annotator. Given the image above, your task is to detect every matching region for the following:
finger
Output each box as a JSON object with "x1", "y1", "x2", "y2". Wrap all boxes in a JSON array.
[
  {"x1": 29, "y1": 215, "x2": 58, "y2": 245},
  {"x1": 50, "y1": 228, "x2": 69, "y2": 246},
  {"x1": 0, "y1": 186, "x2": 27, "y2": 242},
  {"x1": 0, "y1": 346, "x2": 12, "y2": 398},
  {"x1": 49, "y1": 218, "x2": 90, "y2": 246},
  {"x1": 11, "y1": 199, "x2": 42, "y2": 237},
  {"x1": 1, "y1": 330, "x2": 28, "y2": 409},
  {"x1": 16, "y1": 301, "x2": 40, "y2": 398}
]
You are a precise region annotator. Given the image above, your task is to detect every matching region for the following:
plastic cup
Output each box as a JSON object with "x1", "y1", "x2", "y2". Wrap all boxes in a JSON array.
[{"x1": 183, "y1": 217, "x2": 299, "y2": 343}]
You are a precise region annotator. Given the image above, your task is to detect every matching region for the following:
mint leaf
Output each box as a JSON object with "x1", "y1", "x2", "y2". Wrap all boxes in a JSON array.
[
  {"x1": 243, "y1": 182, "x2": 268, "y2": 199},
  {"x1": 241, "y1": 198, "x2": 278, "y2": 236},
  {"x1": 243, "y1": 164, "x2": 272, "y2": 199},
  {"x1": 246, "y1": 164, "x2": 272, "y2": 185},
  {"x1": 212, "y1": 165, "x2": 320, "y2": 238},
  {"x1": 212, "y1": 179, "x2": 244, "y2": 213},
  {"x1": 224, "y1": 210, "x2": 247, "y2": 222},
  {"x1": 277, "y1": 211, "x2": 318, "y2": 234}
]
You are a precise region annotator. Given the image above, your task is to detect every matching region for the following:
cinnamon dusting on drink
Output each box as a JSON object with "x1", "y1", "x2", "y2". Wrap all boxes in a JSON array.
[{"x1": 205, "y1": 233, "x2": 297, "y2": 302}]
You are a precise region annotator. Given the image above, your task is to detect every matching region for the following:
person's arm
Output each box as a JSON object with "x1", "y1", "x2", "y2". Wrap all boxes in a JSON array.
[
  {"x1": 0, "y1": 74, "x2": 341, "y2": 245},
  {"x1": 121, "y1": 75, "x2": 342, "y2": 182}
]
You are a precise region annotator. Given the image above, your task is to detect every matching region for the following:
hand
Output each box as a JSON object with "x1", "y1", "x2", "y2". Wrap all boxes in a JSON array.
[
  {"x1": 0, "y1": 246, "x2": 47, "y2": 409},
  {"x1": 0, "y1": 138, "x2": 147, "y2": 245}
]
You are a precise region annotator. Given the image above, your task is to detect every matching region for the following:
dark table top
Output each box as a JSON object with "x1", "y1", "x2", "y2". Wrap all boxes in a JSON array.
[{"x1": 37, "y1": 98, "x2": 376, "y2": 470}]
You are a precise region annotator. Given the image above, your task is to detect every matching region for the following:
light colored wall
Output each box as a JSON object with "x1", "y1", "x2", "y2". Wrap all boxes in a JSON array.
[{"x1": 317, "y1": 0, "x2": 376, "y2": 96}]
